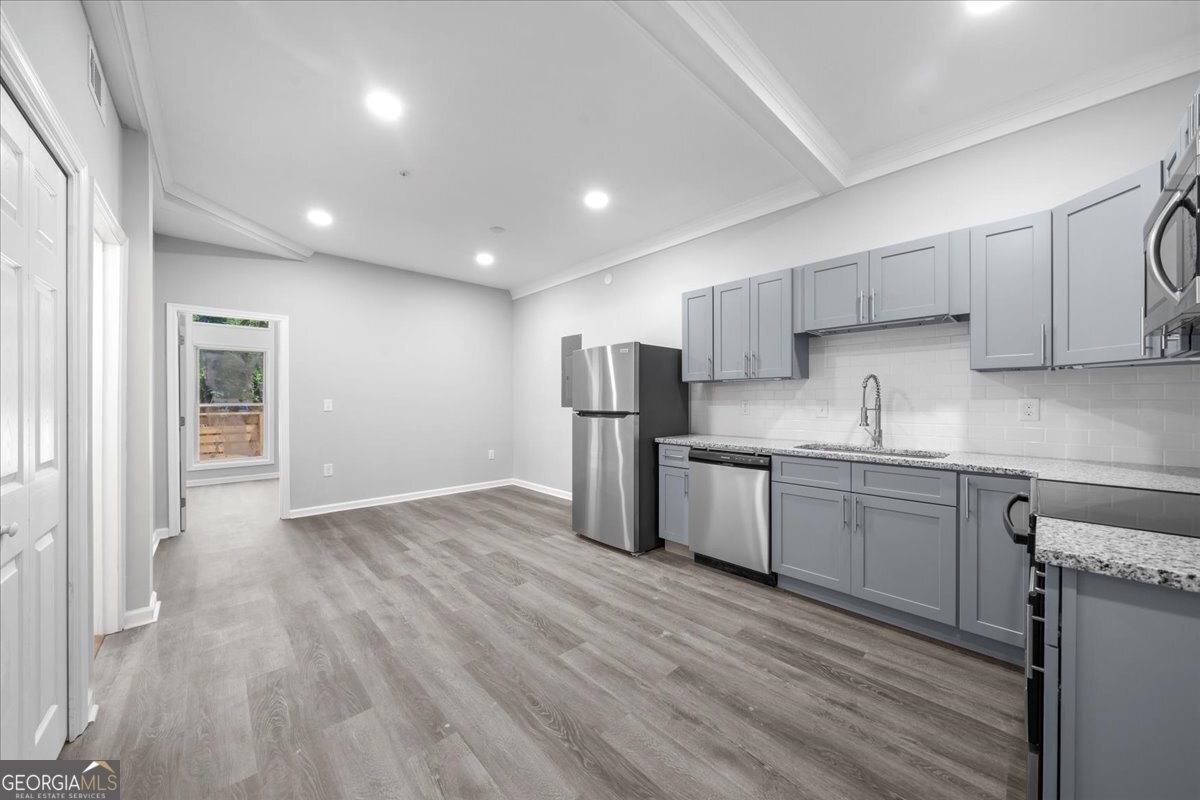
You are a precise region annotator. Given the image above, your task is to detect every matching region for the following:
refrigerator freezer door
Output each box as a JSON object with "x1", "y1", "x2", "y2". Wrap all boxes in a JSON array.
[
  {"x1": 572, "y1": 412, "x2": 639, "y2": 551},
  {"x1": 571, "y1": 343, "x2": 639, "y2": 413}
]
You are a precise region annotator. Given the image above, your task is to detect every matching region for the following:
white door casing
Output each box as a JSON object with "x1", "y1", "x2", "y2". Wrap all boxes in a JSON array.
[{"x1": 0, "y1": 84, "x2": 69, "y2": 760}]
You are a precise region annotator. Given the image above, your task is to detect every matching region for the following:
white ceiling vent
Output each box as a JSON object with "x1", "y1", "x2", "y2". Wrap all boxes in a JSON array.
[{"x1": 87, "y1": 36, "x2": 105, "y2": 125}]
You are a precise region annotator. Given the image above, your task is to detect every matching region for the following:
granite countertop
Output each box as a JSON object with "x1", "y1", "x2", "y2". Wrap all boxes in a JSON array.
[
  {"x1": 655, "y1": 434, "x2": 1200, "y2": 495},
  {"x1": 1035, "y1": 517, "x2": 1200, "y2": 593}
]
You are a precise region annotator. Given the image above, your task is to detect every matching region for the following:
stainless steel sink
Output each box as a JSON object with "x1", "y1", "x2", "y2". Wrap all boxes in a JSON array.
[{"x1": 792, "y1": 443, "x2": 950, "y2": 459}]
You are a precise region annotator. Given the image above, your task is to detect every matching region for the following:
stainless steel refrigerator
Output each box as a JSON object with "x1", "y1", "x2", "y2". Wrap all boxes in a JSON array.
[{"x1": 571, "y1": 342, "x2": 689, "y2": 554}]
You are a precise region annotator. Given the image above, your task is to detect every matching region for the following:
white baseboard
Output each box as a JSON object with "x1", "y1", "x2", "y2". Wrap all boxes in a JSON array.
[
  {"x1": 187, "y1": 471, "x2": 279, "y2": 488},
  {"x1": 123, "y1": 591, "x2": 160, "y2": 630},
  {"x1": 151, "y1": 527, "x2": 170, "y2": 554},
  {"x1": 288, "y1": 479, "x2": 515, "y2": 519},
  {"x1": 509, "y1": 479, "x2": 572, "y2": 501}
]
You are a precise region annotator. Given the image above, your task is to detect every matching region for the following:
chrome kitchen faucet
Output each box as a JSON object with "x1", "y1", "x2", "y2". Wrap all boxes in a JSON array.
[{"x1": 860, "y1": 373, "x2": 883, "y2": 449}]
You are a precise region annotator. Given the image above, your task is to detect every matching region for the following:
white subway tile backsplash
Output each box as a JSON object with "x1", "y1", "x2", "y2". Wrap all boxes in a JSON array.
[{"x1": 689, "y1": 322, "x2": 1200, "y2": 468}]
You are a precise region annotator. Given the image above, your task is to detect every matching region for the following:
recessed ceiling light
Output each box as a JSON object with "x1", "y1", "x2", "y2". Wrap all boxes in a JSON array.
[
  {"x1": 964, "y1": 1, "x2": 1012, "y2": 15},
  {"x1": 306, "y1": 208, "x2": 333, "y2": 227},
  {"x1": 365, "y1": 89, "x2": 403, "y2": 121},
  {"x1": 489, "y1": 226, "x2": 506, "y2": 234},
  {"x1": 583, "y1": 190, "x2": 610, "y2": 210},
  {"x1": 475, "y1": 252, "x2": 495, "y2": 267}
]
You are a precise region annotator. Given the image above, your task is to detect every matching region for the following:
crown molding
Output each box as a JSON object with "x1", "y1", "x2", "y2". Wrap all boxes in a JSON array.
[
  {"x1": 100, "y1": 0, "x2": 311, "y2": 260},
  {"x1": 510, "y1": 180, "x2": 816, "y2": 299},
  {"x1": 847, "y1": 44, "x2": 1200, "y2": 186},
  {"x1": 0, "y1": 11, "x2": 88, "y2": 172}
]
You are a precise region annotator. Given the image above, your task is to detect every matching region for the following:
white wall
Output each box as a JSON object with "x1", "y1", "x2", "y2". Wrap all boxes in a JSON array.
[
  {"x1": 153, "y1": 236, "x2": 514, "y2": 520},
  {"x1": 4, "y1": 0, "x2": 123, "y2": 209},
  {"x1": 512, "y1": 75, "x2": 1200, "y2": 493}
]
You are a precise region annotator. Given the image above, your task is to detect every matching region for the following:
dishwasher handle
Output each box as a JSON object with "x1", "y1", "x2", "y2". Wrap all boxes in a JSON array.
[{"x1": 688, "y1": 449, "x2": 770, "y2": 468}]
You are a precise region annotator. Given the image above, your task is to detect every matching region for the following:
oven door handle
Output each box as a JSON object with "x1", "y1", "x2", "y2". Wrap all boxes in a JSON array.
[
  {"x1": 1003, "y1": 492, "x2": 1031, "y2": 546},
  {"x1": 1145, "y1": 177, "x2": 1197, "y2": 302}
]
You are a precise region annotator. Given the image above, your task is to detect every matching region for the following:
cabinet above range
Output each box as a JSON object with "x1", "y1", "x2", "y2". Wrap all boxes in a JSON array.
[{"x1": 681, "y1": 268, "x2": 809, "y2": 382}]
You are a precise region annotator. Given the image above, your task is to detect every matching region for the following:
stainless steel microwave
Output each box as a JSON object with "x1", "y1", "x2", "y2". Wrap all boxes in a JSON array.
[{"x1": 1144, "y1": 86, "x2": 1199, "y2": 357}]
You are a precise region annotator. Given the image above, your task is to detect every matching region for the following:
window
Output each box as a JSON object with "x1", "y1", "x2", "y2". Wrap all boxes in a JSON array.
[
  {"x1": 197, "y1": 348, "x2": 265, "y2": 462},
  {"x1": 192, "y1": 314, "x2": 269, "y2": 328}
]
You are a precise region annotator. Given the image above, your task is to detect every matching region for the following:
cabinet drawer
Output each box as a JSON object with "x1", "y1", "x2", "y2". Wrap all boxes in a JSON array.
[
  {"x1": 658, "y1": 444, "x2": 690, "y2": 467},
  {"x1": 772, "y1": 456, "x2": 852, "y2": 491},
  {"x1": 852, "y1": 462, "x2": 957, "y2": 505}
]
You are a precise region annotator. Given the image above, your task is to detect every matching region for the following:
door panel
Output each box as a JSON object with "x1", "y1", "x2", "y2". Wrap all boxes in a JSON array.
[
  {"x1": 0, "y1": 85, "x2": 68, "y2": 761},
  {"x1": 868, "y1": 234, "x2": 950, "y2": 323},
  {"x1": 657, "y1": 465, "x2": 688, "y2": 545},
  {"x1": 571, "y1": 343, "x2": 639, "y2": 412},
  {"x1": 571, "y1": 413, "x2": 639, "y2": 551},
  {"x1": 970, "y1": 212, "x2": 1052, "y2": 370},
  {"x1": 772, "y1": 483, "x2": 851, "y2": 592},
  {"x1": 1053, "y1": 165, "x2": 1159, "y2": 365},
  {"x1": 750, "y1": 269, "x2": 793, "y2": 378},
  {"x1": 959, "y1": 475, "x2": 1029, "y2": 647},
  {"x1": 713, "y1": 279, "x2": 750, "y2": 380},
  {"x1": 852, "y1": 494, "x2": 957, "y2": 625},
  {"x1": 803, "y1": 253, "x2": 865, "y2": 330},
  {"x1": 681, "y1": 288, "x2": 713, "y2": 382}
]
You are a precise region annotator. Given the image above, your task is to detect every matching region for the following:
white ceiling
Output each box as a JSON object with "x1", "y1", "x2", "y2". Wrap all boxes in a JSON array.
[{"x1": 88, "y1": 1, "x2": 1200, "y2": 296}]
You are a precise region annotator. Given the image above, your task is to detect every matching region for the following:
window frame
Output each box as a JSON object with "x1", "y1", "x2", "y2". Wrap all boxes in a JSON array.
[{"x1": 187, "y1": 322, "x2": 275, "y2": 472}]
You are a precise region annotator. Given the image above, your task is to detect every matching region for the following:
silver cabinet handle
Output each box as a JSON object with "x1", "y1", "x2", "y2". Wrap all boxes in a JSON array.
[
  {"x1": 964, "y1": 477, "x2": 971, "y2": 519},
  {"x1": 842, "y1": 494, "x2": 849, "y2": 529},
  {"x1": 0, "y1": 523, "x2": 17, "y2": 539},
  {"x1": 1040, "y1": 323, "x2": 1046, "y2": 366},
  {"x1": 855, "y1": 498, "x2": 862, "y2": 531},
  {"x1": 684, "y1": 473, "x2": 688, "y2": 496},
  {"x1": 752, "y1": 352, "x2": 757, "y2": 376},
  {"x1": 743, "y1": 352, "x2": 749, "y2": 377},
  {"x1": 707, "y1": 355, "x2": 713, "y2": 379},
  {"x1": 870, "y1": 288, "x2": 876, "y2": 322},
  {"x1": 1145, "y1": 179, "x2": 1196, "y2": 302},
  {"x1": 858, "y1": 291, "x2": 864, "y2": 323}
]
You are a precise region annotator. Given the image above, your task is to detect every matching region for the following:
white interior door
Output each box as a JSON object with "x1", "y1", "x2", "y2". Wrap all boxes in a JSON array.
[{"x1": 0, "y1": 85, "x2": 69, "y2": 760}]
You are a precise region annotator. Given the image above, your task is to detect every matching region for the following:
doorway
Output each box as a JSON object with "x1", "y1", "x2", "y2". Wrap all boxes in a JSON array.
[
  {"x1": 165, "y1": 303, "x2": 291, "y2": 538},
  {"x1": 90, "y1": 188, "x2": 126, "y2": 638}
]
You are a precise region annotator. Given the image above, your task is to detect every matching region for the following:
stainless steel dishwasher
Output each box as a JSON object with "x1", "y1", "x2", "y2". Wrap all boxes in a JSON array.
[{"x1": 687, "y1": 449, "x2": 774, "y2": 585}]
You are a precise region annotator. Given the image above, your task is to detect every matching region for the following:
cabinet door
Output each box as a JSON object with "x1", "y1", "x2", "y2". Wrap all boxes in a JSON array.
[
  {"x1": 681, "y1": 288, "x2": 714, "y2": 382},
  {"x1": 658, "y1": 465, "x2": 688, "y2": 545},
  {"x1": 772, "y1": 483, "x2": 851, "y2": 592},
  {"x1": 750, "y1": 269, "x2": 794, "y2": 379},
  {"x1": 969, "y1": 212, "x2": 1052, "y2": 370},
  {"x1": 1052, "y1": 165, "x2": 1159, "y2": 366},
  {"x1": 713, "y1": 278, "x2": 750, "y2": 380},
  {"x1": 867, "y1": 234, "x2": 950, "y2": 323},
  {"x1": 959, "y1": 475, "x2": 1029, "y2": 647},
  {"x1": 802, "y1": 252, "x2": 866, "y2": 331},
  {"x1": 851, "y1": 494, "x2": 957, "y2": 625}
]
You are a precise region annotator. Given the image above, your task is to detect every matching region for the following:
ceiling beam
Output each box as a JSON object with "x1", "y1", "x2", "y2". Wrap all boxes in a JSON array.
[{"x1": 615, "y1": 0, "x2": 849, "y2": 194}]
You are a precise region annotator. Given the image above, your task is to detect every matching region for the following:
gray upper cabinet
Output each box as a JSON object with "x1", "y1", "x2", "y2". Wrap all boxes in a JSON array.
[
  {"x1": 750, "y1": 269, "x2": 793, "y2": 378},
  {"x1": 1052, "y1": 165, "x2": 1159, "y2": 366},
  {"x1": 851, "y1": 494, "x2": 957, "y2": 625},
  {"x1": 969, "y1": 211, "x2": 1052, "y2": 370},
  {"x1": 773, "y1": 483, "x2": 851, "y2": 593},
  {"x1": 681, "y1": 287, "x2": 714, "y2": 382},
  {"x1": 868, "y1": 234, "x2": 950, "y2": 324},
  {"x1": 658, "y1": 465, "x2": 688, "y2": 546},
  {"x1": 803, "y1": 252, "x2": 866, "y2": 331},
  {"x1": 713, "y1": 279, "x2": 751, "y2": 380},
  {"x1": 959, "y1": 475, "x2": 1029, "y2": 647}
]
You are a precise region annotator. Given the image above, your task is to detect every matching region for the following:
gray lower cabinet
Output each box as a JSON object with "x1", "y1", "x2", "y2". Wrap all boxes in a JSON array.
[
  {"x1": 713, "y1": 278, "x2": 751, "y2": 380},
  {"x1": 851, "y1": 494, "x2": 957, "y2": 625},
  {"x1": 772, "y1": 483, "x2": 851, "y2": 592},
  {"x1": 1046, "y1": 568, "x2": 1200, "y2": 800},
  {"x1": 657, "y1": 465, "x2": 688, "y2": 545},
  {"x1": 867, "y1": 233, "x2": 950, "y2": 324},
  {"x1": 958, "y1": 475, "x2": 1028, "y2": 647},
  {"x1": 749, "y1": 269, "x2": 793, "y2": 378},
  {"x1": 803, "y1": 252, "x2": 866, "y2": 331},
  {"x1": 1052, "y1": 164, "x2": 1159, "y2": 366},
  {"x1": 969, "y1": 211, "x2": 1052, "y2": 370},
  {"x1": 681, "y1": 287, "x2": 713, "y2": 382}
]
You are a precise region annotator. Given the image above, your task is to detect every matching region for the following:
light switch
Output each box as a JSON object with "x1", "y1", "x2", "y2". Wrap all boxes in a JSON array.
[
  {"x1": 323, "y1": 463, "x2": 333, "y2": 477},
  {"x1": 488, "y1": 449, "x2": 495, "y2": 460},
  {"x1": 323, "y1": 399, "x2": 333, "y2": 412}
]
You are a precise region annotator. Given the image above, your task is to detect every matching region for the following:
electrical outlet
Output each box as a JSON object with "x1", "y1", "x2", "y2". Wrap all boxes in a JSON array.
[
  {"x1": 488, "y1": 449, "x2": 495, "y2": 460},
  {"x1": 815, "y1": 400, "x2": 829, "y2": 419},
  {"x1": 1019, "y1": 398, "x2": 1040, "y2": 422},
  {"x1": 323, "y1": 399, "x2": 333, "y2": 412},
  {"x1": 323, "y1": 463, "x2": 334, "y2": 477},
  {"x1": 741, "y1": 400, "x2": 750, "y2": 415}
]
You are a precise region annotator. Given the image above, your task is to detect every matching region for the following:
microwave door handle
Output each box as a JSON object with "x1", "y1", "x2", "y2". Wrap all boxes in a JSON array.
[{"x1": 1146, "y1": 179, "x2": 1196, "y2": 302}]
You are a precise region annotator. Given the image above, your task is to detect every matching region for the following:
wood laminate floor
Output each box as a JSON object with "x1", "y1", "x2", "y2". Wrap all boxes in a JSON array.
[{"x1": 64, "y1": 480, "x2": 1027, "y2": 799}]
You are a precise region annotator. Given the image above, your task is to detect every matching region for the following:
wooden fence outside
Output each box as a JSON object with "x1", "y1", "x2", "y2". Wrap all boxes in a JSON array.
[{"x1": 199, "y1": 404, "x2": 264, "y2": 461}]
